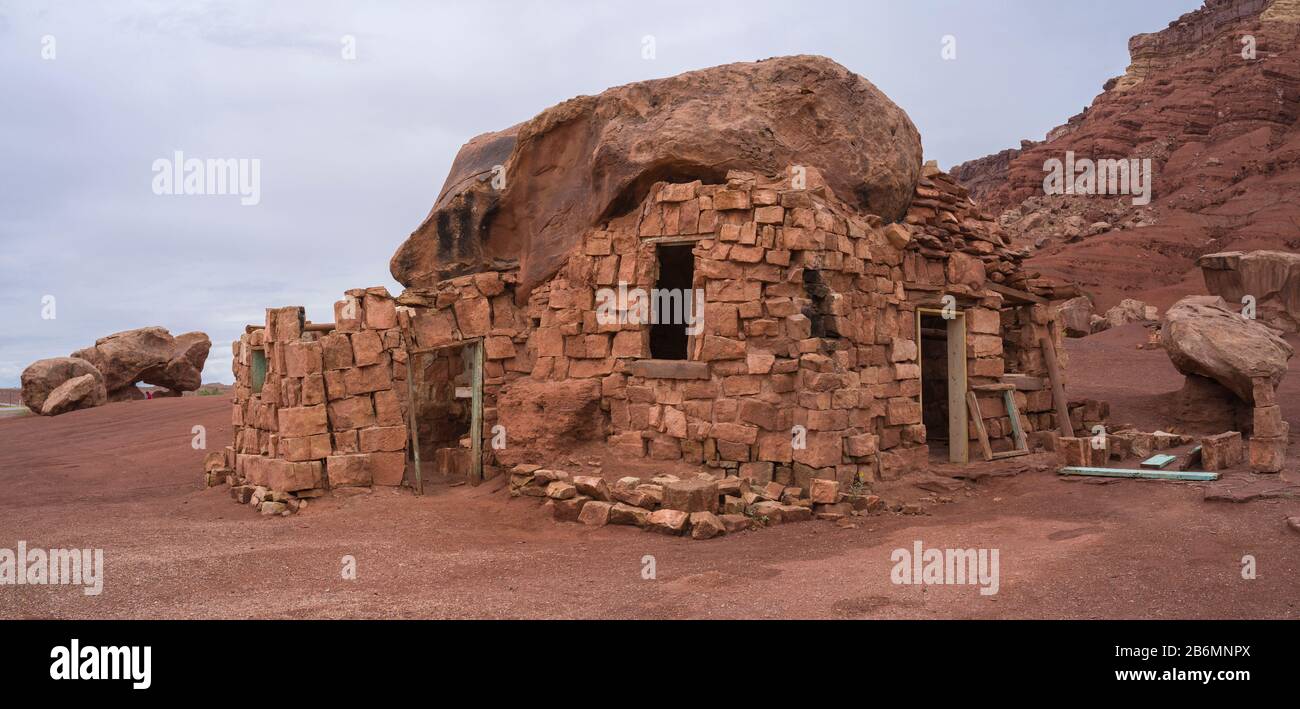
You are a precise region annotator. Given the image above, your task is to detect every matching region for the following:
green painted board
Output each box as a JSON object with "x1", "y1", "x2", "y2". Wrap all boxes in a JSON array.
[
  {"x1": 1058, "y1": 466, "x2": 1219, "y2": 482},
  {"x1": 250, "y1": 349, "x2": 267, "y2": 393},
  {"x1": 1139, "y1": 454, "x2": 1177, "y2": 470}
]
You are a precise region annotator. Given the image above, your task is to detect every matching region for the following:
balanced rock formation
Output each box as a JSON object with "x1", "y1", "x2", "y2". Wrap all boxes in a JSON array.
[
  {"x1": 72, "y1": 327, "x2": 211, "y2": 397},
  {"x1": 392, "y1": 55, "x2": 924, "y2": 297},
  {"x1": 1161, "y1": 295, "x2": 1293, "y2": 402},
  {"x1": 1199, "y1": 250, "x2": 1300, "y2": 332},
  {"x1": 19, "y1": 357, "x2": 107, "y2": 415},
  {"x1": 21, "y1": 327, "x2": 211, "y2": 415}
]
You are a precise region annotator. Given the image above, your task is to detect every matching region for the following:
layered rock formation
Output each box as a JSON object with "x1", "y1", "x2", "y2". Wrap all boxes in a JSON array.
[
  {"x1": 392, "y1": 55, "x2": 924, "y2": 298},
  {"x1": 1199, "y1": 250, "x2": 1300, "y2": 331},
  {"x1": 952, "y1": 0, "x2": 1300, "y2": 311}
]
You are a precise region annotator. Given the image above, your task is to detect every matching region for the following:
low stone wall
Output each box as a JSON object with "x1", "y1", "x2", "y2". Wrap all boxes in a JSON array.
[{"x1": 218, "y1": 288, "x2": 412, "y2": 514}]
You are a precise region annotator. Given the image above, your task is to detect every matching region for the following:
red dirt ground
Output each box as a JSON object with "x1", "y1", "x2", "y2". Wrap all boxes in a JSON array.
[{"x1": 1, "y1": 330, "x2": 1297, "y2": 619}]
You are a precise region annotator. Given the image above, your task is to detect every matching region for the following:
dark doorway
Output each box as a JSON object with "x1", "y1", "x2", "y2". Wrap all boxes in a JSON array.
[
  {"x1": 650, "y1": 244, "x2": 694, "y2": 360},
  {"x1": 917, "y1": 309, "x2": 969, "y2": 463},
  {"x1": 407, "y1": 340, "x2": 483, "y2": 492},
  {"x1": 919, "y1": 314, "x2": 951, "y2": 443}
]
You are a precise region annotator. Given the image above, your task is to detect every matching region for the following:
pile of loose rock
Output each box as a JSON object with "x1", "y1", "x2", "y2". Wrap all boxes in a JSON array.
[
  {"x1": 992, "y1": 194, "x2": 1158, "y2": 252},
  {"x1": 1057, "y1": 428, "x2": 1199, "y2": 468},
  {"x1": 204, "y1": 452, "x2": 322, "y2": 516},
  {"x1": 1056, "y1": 296, "x2": 1159, "y2": 338},
  {"x1": 903, "y1": 164, "x2": 1045, "y2": 294},
  {"x1": 510, "y1": 465, "x2": 884, "y2": 540}
]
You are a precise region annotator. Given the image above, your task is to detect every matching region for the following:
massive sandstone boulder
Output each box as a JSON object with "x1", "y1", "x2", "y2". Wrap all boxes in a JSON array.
[
  {"x1": 391, "y1": 55, "x2": 924, "y2": 297},
  {"x1": 41, "y1": 374, "x2": 108, "y2": 416},
  {"x1": 20, "y1": 357, "x2": 107, "y2": 414},
  {"x1": 1161, "y1": 295, "x2": 1293, "y2": 403},
  {"x1": 1199, "y1": 250, "x2": 1300, "y2": 333},
  {"x1": 72, "y1": 327, "x2": 211, "y2": 396}
]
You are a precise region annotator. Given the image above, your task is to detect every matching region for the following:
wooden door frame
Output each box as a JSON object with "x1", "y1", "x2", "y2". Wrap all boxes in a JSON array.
[
  {"x1": 916, "y1": 308, "x2": 969, "y2": 464},
  {"x1": 404, "y1": 338, "x2": 484, "y2": 494}
]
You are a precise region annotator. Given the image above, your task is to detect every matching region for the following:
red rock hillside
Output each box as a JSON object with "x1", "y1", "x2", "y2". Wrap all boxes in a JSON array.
[{"x1": 952, "y1": 0, "x2": 1300, "y2": 312}]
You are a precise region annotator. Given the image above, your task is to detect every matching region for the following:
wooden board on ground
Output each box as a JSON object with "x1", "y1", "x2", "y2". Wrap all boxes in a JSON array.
[{"x1": 1058, "y1": 466, "x2": 1219, "y2": 482}]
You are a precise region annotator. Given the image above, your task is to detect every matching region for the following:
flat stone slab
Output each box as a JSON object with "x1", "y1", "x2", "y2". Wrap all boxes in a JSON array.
[{"x1": 625, "y1": 360, "x2": 710, "y2": 380}]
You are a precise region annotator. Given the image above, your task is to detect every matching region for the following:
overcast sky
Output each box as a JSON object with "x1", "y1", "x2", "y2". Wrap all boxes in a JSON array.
[{"x1": 0, "y1": 0, "x2": 1202, "y2": 387}]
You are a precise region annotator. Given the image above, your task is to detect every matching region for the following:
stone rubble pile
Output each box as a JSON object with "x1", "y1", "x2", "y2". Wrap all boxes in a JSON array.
[{"x1": 510, "y1": 464, "x2": 886, "y2": 539}]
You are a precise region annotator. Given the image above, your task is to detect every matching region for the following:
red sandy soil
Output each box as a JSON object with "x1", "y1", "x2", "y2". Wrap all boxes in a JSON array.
[{"x1": 1, "y1": 333, "x2": 1297, "y2": 619}]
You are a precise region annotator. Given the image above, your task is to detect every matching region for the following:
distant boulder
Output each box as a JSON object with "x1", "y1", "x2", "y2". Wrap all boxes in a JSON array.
[
  {"x1": 159, "y1": 331, "x2": 212, "y2": 392},
  {"x1": 21, "y1": 327, "x2": 210, "y2": 416},
  {"x1": 20, "y1": 357, "x2": 106, "y2": 415},
  {"x1": 72, "y1": 327, "x2": 211, "y2": 398},
  {"x1": 1100, "y1": 298, "x2": 1157, "y2": 330},
  {"x1": 1056, "y1": 296, "x2": 1095, "y2": 337},
  {"x1": 1161, "y1": 295, "x2": 1293, "y2": 403}
]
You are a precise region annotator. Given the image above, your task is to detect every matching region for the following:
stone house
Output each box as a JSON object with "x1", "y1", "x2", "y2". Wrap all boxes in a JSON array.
[{"x1": 222, "y1": 164, "x2": 1070, "y2": 503}]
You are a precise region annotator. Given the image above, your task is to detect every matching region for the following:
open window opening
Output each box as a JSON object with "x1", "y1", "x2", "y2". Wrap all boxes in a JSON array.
[
  {"x1": 649, "y1": 244, "x2": 694, "y2": 360},
  {"x1": 920, "y1": 314, "x2": 951, "y2": 442}
]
